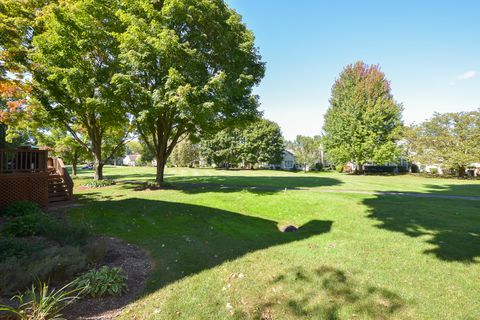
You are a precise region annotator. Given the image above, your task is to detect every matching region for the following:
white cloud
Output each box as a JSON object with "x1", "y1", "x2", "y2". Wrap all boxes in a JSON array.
[{"x1": 456, "y1": 70, "x2": 478, "y2": 80}]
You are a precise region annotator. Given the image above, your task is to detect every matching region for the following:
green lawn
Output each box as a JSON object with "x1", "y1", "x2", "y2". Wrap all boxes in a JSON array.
[
  {"x1": 77, "y1": 166, "x2": 480, "y2": 196},
  {"x1": 69, "y1": 167, "x2": 480, "y2": 319}
]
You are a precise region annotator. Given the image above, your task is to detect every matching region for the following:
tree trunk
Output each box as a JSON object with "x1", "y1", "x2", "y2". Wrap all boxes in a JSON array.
[
  {"x1": 72, "y1": 148, "x2": 78, "y2": 176},
  {"x1": 355, "y1": 163, "x2": 364, "y2": 175},
  {"x1": 458, "y1": 165, "x2": 466, "y2": 177},
  {"x1": 156, "y1": 155, "x2": 166, "y2": 184},
  {"x1": 94, "y1": 162, "x2": 104, "y2": 180},
  {"x1": 92, "y1": 141, "x2": 104, "y2": 180}
]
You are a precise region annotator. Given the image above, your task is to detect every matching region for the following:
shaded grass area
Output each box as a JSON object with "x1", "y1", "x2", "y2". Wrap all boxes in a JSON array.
[
  {"x1": 67, "y1": 169, "x2": 480, "y2": 319},
  {"x1": 365, "y1": 195, "x2": 480, "y2": 262}
]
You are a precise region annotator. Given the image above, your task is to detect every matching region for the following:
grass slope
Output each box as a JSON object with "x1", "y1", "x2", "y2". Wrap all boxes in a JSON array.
[{"x1": 68, "y1": 167, "x2": 480, "y2": 319}]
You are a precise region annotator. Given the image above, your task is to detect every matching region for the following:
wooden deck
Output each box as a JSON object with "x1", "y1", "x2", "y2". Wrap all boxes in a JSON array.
[{"x1": 0, "y1": 148, "x2": 73, "y2": 209}]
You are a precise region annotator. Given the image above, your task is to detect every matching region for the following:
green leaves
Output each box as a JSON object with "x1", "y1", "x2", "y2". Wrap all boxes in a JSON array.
[
  {"x1": 114, "y1": 0, "x2": 265, "y2": 182},
  {"x1": 323, "y1": 62, "x2": 403, "y2": 170},
  {"x1": 0, "y1": 280, "x2": 82, "y2": 320},
  {"x1": 28, "y1": 0, "x2": 131, "y2": 179},
  {"x1": 200, "y1": 118, "x2": 284, "y2": 168},
  {"x1": 405, "y1": 110, "x2": 480, "y2": 175},
  {"x1": 291, "y1": 135, "x2": 323, "y2": 171},
  {"x1": 74, "y1": 266, "x2": 128, "y2": 297}
]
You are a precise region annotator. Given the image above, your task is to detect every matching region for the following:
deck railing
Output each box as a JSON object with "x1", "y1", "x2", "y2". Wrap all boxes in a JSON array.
[{"x1": 0, "y1": 148, "x2": 48, "y2": 174}]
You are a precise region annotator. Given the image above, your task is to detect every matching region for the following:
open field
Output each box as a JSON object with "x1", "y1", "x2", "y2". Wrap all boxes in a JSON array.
[
  {"x1": 68, "y1": 167, "x2": 480, "y2": 319},
  {"x1": 77, "y1": 166, "x2": 480, "y2": 197}
]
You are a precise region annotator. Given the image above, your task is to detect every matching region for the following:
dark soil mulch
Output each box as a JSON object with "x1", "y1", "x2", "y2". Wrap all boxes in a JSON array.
[{"x1": 63, "y1": 236, "x2": 151, "y2": 320}]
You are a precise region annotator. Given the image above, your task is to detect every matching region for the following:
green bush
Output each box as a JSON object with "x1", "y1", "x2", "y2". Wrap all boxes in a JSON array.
[
  {"x1": 2, "y1": 200, "x2": 42, "y2": 217},
  {"x1": 430, "y1": 167, "x2": 438, "y2": 175},
  {"x1": 336, "y1": 164, "x2": 344, "y2": 173},
  {"x1": 74, "y1": 266, "x2": 128, "y2": 297},
  {"x1": 82, "y1": 179, "x2": 115, "y2": 188},
  {"x1": 83, "y1": 238, "x2": 109, "y2": 264},
  {"x1": 37, "y1": 218, "x2": 90, "y2": 246},
  {"x1": 1, "y1": 213, "x2": 47, "y2": 237},
  {"x1": 0, "y1": 246, "x2": 87, "y2": 296},
  {"x1": 0, "y1": 280, "x2": 81, "y2": 320},
  {"x1": 0, "y1": 237, "x2": 41, "y2": 262}
]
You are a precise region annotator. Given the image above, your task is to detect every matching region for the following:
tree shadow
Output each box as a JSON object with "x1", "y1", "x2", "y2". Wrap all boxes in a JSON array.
[
  {"x1": 251, "y1": 266, "x2": 404, "y2": 319},
  {"x1": 364, "y1": 184, "x2": 480, "y2": 263},
  {"x1": 423, "y1": 183, "x2": 480, "y2": 197},
  {"x1": 70, "y1": 195, "x2": 333, "y2": 317},
  {"x1": 117, "y1": 175, "x2": 343, "y2": 195}
]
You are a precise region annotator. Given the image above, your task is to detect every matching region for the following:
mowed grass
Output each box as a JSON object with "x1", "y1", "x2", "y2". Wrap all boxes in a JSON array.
[
  {"x1": 76, "y1": 166, "x2": 480, "y2": 196},
  {"x1": 68, "y1": 167, "x2": 480, "y2": 319}
]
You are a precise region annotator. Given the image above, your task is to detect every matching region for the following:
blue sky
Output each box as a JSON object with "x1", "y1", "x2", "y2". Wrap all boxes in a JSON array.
[{"x1": 226, "y1": 0, "x2": 480, "y2": 140}]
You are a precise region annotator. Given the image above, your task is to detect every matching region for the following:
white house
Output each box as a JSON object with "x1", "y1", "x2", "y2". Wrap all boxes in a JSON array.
[
  {"x1": 123, "y1": 154, "x2": 141, "y2": 166},
  {"x1": 263, "y1": 150, "x2": 296, "y2": 170}
]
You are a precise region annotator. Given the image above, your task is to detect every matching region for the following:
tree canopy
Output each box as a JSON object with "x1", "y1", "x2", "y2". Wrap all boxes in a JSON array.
[
  {"x1": 200, "y1": 118, "x2": 284, "y2": 169},
  {"x1": 29, "y1": 0, "x2": 131, "y2": 180},
  {"x1": 113, "y1": 0, "x2": 265, "y2": 182},
  {"x1": 405, "y1": 111, "x2": 480, "y2": 176},
  {"x1": 323, "y1": 61, "x2": 403, "y2": 173},
  {"x1": 290, "y1": 135, "x2": 322, "y2": 172}
]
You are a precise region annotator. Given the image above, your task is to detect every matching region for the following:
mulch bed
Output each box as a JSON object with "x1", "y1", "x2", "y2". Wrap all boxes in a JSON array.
[{"x1": 63, "y1": 236, "x2": 151, "y2": 320}]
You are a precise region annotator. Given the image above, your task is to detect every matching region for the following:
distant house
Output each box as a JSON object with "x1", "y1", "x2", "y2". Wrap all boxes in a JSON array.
[
  {"x1": 123, "y1": 154, "x2": 141, "y2": 166},
  {"x1": 264, "y1": 150, "x2": 296, "y2": 170},
  {"x1": 469, "y1": 163, "x2": 480, "y2": 177}
]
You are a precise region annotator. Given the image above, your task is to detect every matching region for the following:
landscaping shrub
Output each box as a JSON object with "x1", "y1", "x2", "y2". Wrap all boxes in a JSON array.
[
  {"x1": 2, "y1": 200, "x2": 42, "y2": 217},
  {"x1": 0, "y1": 280, "x2": 82, "y2": 320},
  {"x1": 30, "y1": 246, "x2": 87, "y2": 282},
  {"x1": 74, "y1": 266, "x2": 128, "y2": 297},
  {"x1": 336, "y1": 165, "x2": 344, "y2": 173},
  {"x1": 0, "y1": 246, "x2": 87, "y2": 296},
  {"x1": 0, "y1": 237, "x2": 41, "y2": 262},
  {"x1": 1, "y1": 213, "x2": 47, "y2": 237},
  {"x1": 83, "y1": 238, "x2": 109, "y2": 264},
  {"x1": 37, "y1": 218, "x2": 90, "y2": 246},
  {"x1": 82, "y1": 179, "x2": 115, "y2": 188},
  {"x1": 411, "y1": 164, "x2": 419, "y2": 173},
  {"x1": 430, "y1": 167, "x2": 438, "y2": 175}
]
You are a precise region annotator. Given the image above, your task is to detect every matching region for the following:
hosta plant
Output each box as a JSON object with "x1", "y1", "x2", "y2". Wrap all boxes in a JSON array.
[{"x1": 74, "y1": 266, "x2": 128, "y2": 297}]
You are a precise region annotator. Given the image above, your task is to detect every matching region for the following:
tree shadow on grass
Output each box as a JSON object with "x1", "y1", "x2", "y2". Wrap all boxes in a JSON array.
[
  {"x1": 119, "y1": 175, "x2": 343, "y2": 195},
  {"x1": 72, "y1": 196, "x2": 333, "y2": 294},
  {"x1": 364, "y1": 184, "x2": 480, "y2": 263},
  {"x1": 423, "y1": 183, "x2": 480, "y2": 198},
  {"x1": 251, "y1": 266, "x2": 404, "y2": 319}
]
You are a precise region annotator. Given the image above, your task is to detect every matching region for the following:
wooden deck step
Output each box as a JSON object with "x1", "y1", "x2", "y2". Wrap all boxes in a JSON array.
[{"x1": 47, "y1": 174, "x2": 71, "y2": 204}]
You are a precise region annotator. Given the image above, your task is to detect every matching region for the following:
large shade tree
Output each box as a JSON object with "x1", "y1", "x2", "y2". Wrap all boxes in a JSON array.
[
  {"x1": 199, "y1": 118, "x2": 284, "y2": 169},
  {"x1": 114, "y1": 0, "x2": 265, "y2": 183},
  {"x1": 290, "y1": 135, "x2": 322, "y2": 172},
  {"x1": 200, "y1": 128, "x2": 241, "y2": 168},
  {"x1": 240, "y1": 118, "x2": 284, "y2": 168},
  {"x1": 5, "y1": 0, "x2": 132, "y2": 180},
  {"x1": 323, "y1": 62, "x2": 403, "y2": 173}
]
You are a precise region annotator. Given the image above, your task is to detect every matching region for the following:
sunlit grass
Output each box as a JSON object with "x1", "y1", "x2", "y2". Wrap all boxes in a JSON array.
[{"x1": 68, "y1": 167, "x2": 480, "y2": 319}]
